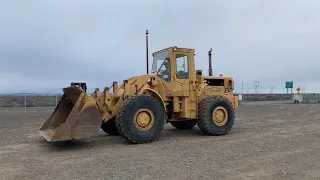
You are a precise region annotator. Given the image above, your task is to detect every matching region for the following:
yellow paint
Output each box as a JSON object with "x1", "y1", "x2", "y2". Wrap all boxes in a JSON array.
[
  {"x1": 296, "y1": 87, "x2": 301, "y2": 94},
  {"x1": 134, "y1": 108, "x2": 155, "y2": 131},
  {"x1": 212, "y1": 106, "x2": 228, "y2": 126}
]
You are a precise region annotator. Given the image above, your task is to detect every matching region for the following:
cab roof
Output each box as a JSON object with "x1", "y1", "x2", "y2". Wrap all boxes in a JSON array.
[{"x1": 152, "y1": 46, "x2": 195, "y2": 56}]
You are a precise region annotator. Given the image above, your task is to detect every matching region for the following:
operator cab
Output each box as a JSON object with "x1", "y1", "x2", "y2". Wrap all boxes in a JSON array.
[
  {"x1": 70, "y1": 82, "x2": 87, "y2": 92},
  {"x1": 151, "y1": 46, "x2": 193, "y2": 83}
]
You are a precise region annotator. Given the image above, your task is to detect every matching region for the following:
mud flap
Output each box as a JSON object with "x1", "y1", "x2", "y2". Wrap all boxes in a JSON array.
[{"x1": 39, "y1": 86, "x2": 102, "y2": 142}]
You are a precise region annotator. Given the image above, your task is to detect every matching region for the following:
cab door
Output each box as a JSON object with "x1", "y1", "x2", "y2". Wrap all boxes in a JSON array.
[{"x1": 173, "y1": 53, "x2": 192, "y2": 118}]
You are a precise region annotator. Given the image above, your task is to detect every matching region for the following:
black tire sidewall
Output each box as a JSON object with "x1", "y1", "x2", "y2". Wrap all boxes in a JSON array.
[
  {"x1": 205, "y1": 98, "x2": 234, "y2": 134},
  {"x1": 120, "y1": 95, "x2": 165, "y2": 142}
]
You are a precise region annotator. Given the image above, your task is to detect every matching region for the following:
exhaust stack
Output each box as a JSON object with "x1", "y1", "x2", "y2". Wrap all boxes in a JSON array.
[
  {"x1": 208, "y1": 48, "x2": 213, "y2": 76},
  {"x1": 146, "y1": 30, "x2": 149, "y2": 74}
]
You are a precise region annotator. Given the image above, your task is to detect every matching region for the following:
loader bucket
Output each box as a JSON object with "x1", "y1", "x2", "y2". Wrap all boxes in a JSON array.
[{"x1": 39, "y1": 86, "x2": 102, "y2": 142}]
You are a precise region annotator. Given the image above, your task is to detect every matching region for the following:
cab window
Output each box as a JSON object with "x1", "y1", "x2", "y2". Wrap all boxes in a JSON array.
[
  {"x1": 157, "y1": 57, "x2": 171, "y2": 82},
  {"x1": 175, "y1": 54, "x2": 189, "y2": 79}
]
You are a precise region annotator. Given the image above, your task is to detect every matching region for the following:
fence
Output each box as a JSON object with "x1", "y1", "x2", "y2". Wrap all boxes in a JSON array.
[
  {"x1": 0, "y1": 94, "x2": 62, "y2": 109},
  {"x1": 293, "y1": 93, "x2": 320, "y2": 103}
]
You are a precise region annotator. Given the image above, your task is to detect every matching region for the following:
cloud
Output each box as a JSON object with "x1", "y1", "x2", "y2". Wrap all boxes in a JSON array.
[{"x1": 0, "y1": 0, "x2": 319, "y2": 93}]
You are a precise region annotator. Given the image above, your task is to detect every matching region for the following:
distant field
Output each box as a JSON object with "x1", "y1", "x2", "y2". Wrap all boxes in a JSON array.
[
  {"x1": 0, "y1": 93, "x2": 293, "y2": 108},
  {"x1": 0, "y1": 95, "x2": 62, "y2": 108}
]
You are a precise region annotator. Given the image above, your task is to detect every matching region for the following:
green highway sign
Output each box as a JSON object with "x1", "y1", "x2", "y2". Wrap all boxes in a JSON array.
[{"x1": 285, "y1": 81, "x2": 293, "y2": 88}]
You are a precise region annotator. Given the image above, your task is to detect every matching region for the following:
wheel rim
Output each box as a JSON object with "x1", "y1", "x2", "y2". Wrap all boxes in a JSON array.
[
  {"x1": 133, "y1": 108, "x2": 155, "y2": 131},
  {"x1": 212, "y1": 106, "x2": 228, "y2": 126}
]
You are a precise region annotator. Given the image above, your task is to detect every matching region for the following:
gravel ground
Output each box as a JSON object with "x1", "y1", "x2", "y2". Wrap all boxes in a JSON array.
[{"x1": 0, "y1": 104, "x2": 320, "y2": 180}]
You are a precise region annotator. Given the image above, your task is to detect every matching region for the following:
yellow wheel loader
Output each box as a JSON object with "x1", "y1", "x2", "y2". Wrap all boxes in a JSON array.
[{"x1": 39, "y1": 32, "x2": 239, "y2": 144}]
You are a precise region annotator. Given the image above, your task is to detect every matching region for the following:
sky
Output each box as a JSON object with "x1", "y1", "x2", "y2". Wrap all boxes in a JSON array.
[{"x1": 0, "y1": 0, "x2": 319, "y2": 94}]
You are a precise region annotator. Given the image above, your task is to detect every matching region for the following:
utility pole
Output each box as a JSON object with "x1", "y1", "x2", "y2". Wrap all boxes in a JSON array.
[{"x1": 241, "y1": 80, "x2": 244, "y2": 95}]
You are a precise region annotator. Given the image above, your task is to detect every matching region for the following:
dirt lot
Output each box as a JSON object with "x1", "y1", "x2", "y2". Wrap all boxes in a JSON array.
[{"x1": 0, "y1": 104, "x2": 320, "y2": 180}]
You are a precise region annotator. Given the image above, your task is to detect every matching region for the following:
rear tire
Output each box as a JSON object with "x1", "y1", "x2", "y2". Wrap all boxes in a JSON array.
[
  {"x1": 170, "y1": 120, "x2": 196, "y2": 130},
  {"x1": 101, "y1": 118, "x2": 120, "y2": 135},
  {"x1": 197, "y1": 96, "x2": 235, "y2": 135},
  {"x1": 115, "y1": 94, "x2": 165, "y2": 144}
]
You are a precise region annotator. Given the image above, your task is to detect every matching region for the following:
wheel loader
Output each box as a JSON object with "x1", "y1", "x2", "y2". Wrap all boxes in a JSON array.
[{"x1": 39, "y1": 33, "x2": 239, "y2": 144}]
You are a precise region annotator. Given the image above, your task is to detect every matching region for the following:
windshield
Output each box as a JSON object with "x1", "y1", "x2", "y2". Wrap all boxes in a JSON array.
[{"x1": 151, "y1": 50, "x2": 169, "y2": 73}]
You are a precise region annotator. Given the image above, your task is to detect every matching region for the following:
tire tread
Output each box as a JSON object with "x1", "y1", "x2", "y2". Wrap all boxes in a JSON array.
[
  {"x1": 115, "y1": 94, "x2": 165, "y2": 144},
  {"x1": 197, "y1": 96, "x2": 235, "y2": 135}
]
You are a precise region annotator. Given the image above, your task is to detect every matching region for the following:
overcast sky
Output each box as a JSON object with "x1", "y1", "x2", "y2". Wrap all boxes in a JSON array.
[{"x1": 0, "y1": 0, "x2": 319, "y2": 93}]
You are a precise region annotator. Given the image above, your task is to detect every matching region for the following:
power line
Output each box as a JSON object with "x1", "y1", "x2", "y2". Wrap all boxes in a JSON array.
[
  {"x1": 269, "y1": 85, "x2": 275, "y2": 94},
  {"x1": 253, "y1": 81, "x2": 259, "y2": 94}
]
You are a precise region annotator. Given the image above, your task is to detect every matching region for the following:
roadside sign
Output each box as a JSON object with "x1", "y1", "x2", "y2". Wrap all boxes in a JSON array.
[
  {"x1": 296, "y1": 87, "x2": 301, "y2": 94},
  {"x1": 285, "y1": 81, "x2": 293, "y2": 88}
]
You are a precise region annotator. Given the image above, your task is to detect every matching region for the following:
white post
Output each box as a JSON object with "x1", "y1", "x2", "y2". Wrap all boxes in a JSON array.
[
  {"x1": 241, "y1": 80, "x2": 244, "y2": 95},
  {"x1": 24, "y1": 93, "x2": 26, "y2": 120},
  {"x1": 55, "y1": 94, "x2": 57, "y2": 106}
]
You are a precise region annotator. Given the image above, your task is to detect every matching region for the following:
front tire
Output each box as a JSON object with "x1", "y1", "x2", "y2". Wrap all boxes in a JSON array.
[
  {"x1": 197, "y1": 96, "x2": 235, "y2": 135},
  {"x1": 115, "y1": 94, "x2": 165, "y2": 144}
]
